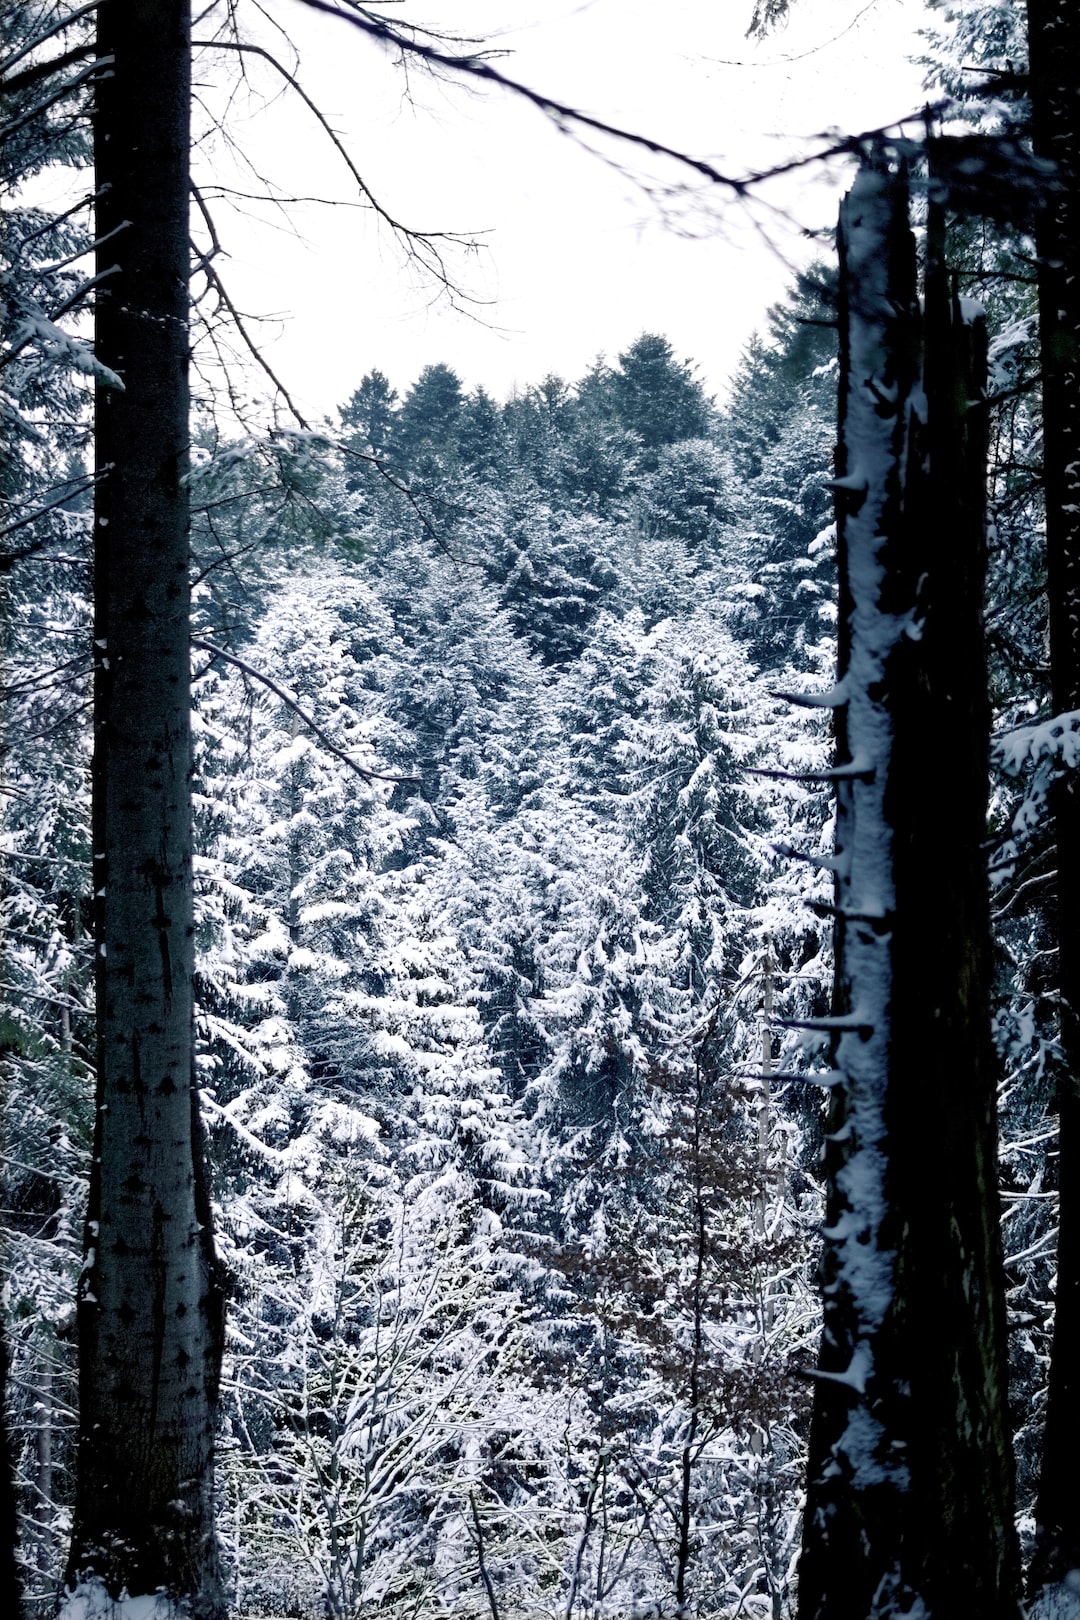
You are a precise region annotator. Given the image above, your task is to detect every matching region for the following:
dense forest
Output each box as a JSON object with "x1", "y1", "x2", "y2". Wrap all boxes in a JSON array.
[{"x1": 2, "y1": 0, "x2": 1078, "y2": 1617}]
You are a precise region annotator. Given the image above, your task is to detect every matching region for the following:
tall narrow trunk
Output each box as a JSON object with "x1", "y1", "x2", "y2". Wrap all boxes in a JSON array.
[
  {"x1": 0, "y1": 1322, "x2": 23, "y2": 1620},
  {"x1": 1025, "y1": 0, "x2": 1080, "y2": 1593},
  {"x1": 64, "y1": 1, "x2": 224, "y2": 1612},
  {"x1": 674, "y1": 1057, "x2": 707, "y2": 1618},
  {"x1": 797, "y1": 156, "x2": 1017, "y2": 1620},
  {"x1": 754, "y1": 942, "x2": 772, "y2": 1249},
  {"x1": 35, "y1": 1363, "x2": 52, "y2": 1561}
]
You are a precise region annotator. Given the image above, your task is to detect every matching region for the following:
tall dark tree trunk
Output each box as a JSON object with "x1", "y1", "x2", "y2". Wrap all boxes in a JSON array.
[
  {"x1": 1026, "y1": 0, "x2": 1080, "y2": 1595},
  {"x1": 0, "y1": 1320, "x2": 24, "y2": 1619},
  {"x1": 64, "y1": 1, "x2": 225, "y2": 1612},
  {"x1": 797, "y1": 156, "x2": 1018, "y2": 1620}
]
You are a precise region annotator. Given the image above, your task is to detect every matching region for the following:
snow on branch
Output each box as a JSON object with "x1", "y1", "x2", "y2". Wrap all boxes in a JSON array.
[
  {"x1": 994, "y1": 711, "x2": 1080, "y2": 776},
  {"x1": 191, "y1": 637, "x2": 419, "y2": 788}
]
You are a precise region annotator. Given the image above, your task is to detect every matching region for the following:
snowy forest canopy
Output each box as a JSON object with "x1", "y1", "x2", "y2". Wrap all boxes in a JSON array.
[
  {"x1": 7, "y1": 297, "x2": 846, "y2": 1612},
  {"x1": 2, "y1": 0, "x2": 1077, "y2": 1617}
]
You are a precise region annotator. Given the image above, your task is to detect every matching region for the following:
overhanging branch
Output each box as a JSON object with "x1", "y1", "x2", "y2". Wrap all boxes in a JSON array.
[
  {"x1": 191, "y1": 636, "x2": 419, "y2": 787},
  {"x1": 291, "y1": 0, "x2": 943, "y2": 201}
]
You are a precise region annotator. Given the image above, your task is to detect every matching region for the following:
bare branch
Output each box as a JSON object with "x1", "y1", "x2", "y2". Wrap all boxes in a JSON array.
[
  {"x1": 0, "y1": 53, "x2": 109, "y2": 147},
  {"x1": 0, "y1": 472, "x2": 97, "y2": 551},
  {"x1": 190, "y1": 637, "x2": 419, "y2": 787},
  {"x1": 21, "y1": 216, "x2": 128, "y2": 277},
  {"x1": 468, "y1": 1494, "x2": 501, "y2": 1620},
  {"x1": 191, "y1": 33, "x2": 487, "y2": 300},
  {"x1": 336, "y1": 443, "x2": 465, "y2": 565},
  {"x1": 1, "y1": 41, "x2": 97, "y2": 97},
  {"x1": 0, "y1": 263, "x2": 123, "y2": 377},
  {"x1": 290, "y1": 0, "x2": 936, "y2": 203},
  {"x1": 189, "y1": 187, "x2": 310, "y2": 427},
  {"x1": 193, "y1": 183, "x2": 372, "y2": 208},
  {"x1": 0, "y1": 0, "x2": 99, "y2": 78}
]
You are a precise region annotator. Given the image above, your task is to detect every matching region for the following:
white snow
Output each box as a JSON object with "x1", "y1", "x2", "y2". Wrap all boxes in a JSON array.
[{"x1": 59, "y1": 1584, "x2": 181, "y2": 1620}]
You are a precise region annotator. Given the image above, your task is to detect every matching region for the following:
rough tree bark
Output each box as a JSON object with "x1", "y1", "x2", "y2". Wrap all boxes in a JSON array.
[
  {"x1": 63, "y1": 0, "x2": 225, "y2": 1611},
  {"x1": 797, "y1": 156, "x2": 1018, "y2": 1620},
  {"x1": 1026, "y1": 0, "x2": 1080, "y2": 1595}
]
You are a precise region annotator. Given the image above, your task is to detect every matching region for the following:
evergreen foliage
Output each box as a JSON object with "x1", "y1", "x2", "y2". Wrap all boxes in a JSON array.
[
  {"x1": 340, "y1": 370, "x2": 398, "y2": 458},
  {"x1": 1, "y1": 0, "x2": 1068, "y2": 1605},
  {"x1": 608, "y1": 334, "x2": 712, "y2": 456},
  {"x1": 3, "y1": 291, "x2": 833, "y2": 1609}
]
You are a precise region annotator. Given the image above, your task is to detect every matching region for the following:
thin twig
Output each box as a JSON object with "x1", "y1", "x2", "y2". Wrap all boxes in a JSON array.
[
  {"x1": 469, "y1": 1493, "x2": 501, "y2": 1620},
  {"x1": 191, "y1": 34, "x2": 484, "y2": 299},
  {"x1": 188, "y1": 211, "x2": 310, "y2": 426},
  {"x1": 191, "y1": 637, "x2": 418, "y2": 786},
  {"x1": 0, "y1": 1, "x2": 99, "y2": 79},
  {"x1": 294, "y1": 1, "x2": 947, "y2": 199}
]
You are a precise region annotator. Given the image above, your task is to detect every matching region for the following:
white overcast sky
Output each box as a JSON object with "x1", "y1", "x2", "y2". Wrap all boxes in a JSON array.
[{"x1": 197, "y1": 0, "x2": 930, "y2": 419}]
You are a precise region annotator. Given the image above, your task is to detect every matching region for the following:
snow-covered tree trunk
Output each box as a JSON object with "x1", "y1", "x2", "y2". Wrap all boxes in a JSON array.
[
  {"x1": 1026, "y1": 0, "x2": 1080, "y2": 1595},
  {"x1": 797, "y1": 157, "x2": 1017, "y2": 1620},
  {"x1": 64, "y1": 1, "x2": 225, "y2": 1612}
]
